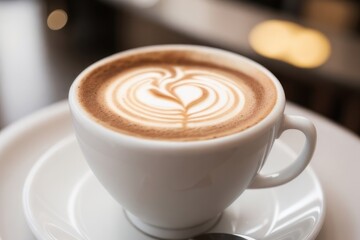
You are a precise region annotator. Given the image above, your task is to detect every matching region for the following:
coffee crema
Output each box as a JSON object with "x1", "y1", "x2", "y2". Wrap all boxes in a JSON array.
[{"x1": 77, "y1": 50, "x2": 277, "y2": 141}]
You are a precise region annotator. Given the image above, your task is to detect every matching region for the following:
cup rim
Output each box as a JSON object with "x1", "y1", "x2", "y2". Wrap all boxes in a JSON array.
[{"x1": 69, "y1": 44, "x2": 285, "y2": 149}]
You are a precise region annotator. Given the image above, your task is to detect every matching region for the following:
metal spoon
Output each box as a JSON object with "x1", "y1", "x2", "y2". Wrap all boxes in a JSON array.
[{"x1": 191, "y1": 233, "x2": 256, "y2": 240}]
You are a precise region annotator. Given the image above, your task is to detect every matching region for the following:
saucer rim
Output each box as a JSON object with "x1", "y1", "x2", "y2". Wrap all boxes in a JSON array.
[{"x1": 23, "y1": 136, "x2": 77, "y2": 240}]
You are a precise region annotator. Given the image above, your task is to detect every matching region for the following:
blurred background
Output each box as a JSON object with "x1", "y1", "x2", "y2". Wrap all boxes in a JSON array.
[{"x1": 0, "y1": 0, "x2": 359, "y2": 135}]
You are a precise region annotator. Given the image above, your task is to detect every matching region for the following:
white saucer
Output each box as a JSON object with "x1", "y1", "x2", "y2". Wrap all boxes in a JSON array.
[{"x1": 23, "y1": 135, "x2": 325, "y2": 240}]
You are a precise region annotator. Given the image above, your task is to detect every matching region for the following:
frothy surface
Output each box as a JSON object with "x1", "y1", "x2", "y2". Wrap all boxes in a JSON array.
[{"x1": 77, "y1": 50, "x2": 276, "y2": 141}]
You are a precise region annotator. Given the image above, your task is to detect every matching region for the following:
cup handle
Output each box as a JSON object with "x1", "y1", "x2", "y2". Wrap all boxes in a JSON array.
[{"x1": 249, "y1": 115, "x2": 317, "y2": 188}]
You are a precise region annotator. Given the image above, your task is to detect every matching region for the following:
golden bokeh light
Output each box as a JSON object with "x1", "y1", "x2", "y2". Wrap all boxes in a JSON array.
[
  {"x1": 287, "y1": 29, "x2": 331, "y2": 68},
  {"x1": 249, "y1": 20, "x2": 331, "y2": 68},
  {"x1": 47, "y1": 9, "x2": 68, "y2": 31}
]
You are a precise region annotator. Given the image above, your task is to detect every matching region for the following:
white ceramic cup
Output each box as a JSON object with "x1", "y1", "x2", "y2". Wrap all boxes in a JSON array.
[{"x1": 69, "y1": 45, "x2": 316, "y2": 239}]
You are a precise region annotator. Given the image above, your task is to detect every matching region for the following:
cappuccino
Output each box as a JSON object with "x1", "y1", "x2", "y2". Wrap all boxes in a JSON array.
[{"x1": 77, "y1": 49, "x2": 276, "y2": 141}]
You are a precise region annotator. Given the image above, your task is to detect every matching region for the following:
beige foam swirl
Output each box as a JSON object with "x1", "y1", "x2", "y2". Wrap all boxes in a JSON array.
[{"x1": 104, "y1": 66, "x2": 246, "y2": 129}]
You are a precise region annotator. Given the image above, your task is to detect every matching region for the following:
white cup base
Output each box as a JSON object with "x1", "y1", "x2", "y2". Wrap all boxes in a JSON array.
[{"x1": 125, "y1": 210, "x2": 221, "y2": 239}]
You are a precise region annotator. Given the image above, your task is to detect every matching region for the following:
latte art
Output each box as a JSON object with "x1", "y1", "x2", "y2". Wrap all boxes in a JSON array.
[
  {"x1": 78, "y1": 49, "x2": 277, "y2": 141},
  {"x1": 104, "y1": 66, "x2": 246, "y2": 129}
]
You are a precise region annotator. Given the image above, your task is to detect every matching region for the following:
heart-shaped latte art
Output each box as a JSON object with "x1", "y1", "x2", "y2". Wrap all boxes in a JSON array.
[{"x1": 104, "y1": 66, "x2": 246, "y2": 129}]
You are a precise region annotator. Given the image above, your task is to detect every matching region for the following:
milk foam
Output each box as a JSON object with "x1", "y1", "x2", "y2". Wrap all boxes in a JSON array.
[
  {"x1": 104, "y1": 66, "x2": 246, "y2": 129},
  {"x1": 78, "y1": 50, "x2": 277, "y2": 141}
]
